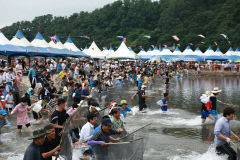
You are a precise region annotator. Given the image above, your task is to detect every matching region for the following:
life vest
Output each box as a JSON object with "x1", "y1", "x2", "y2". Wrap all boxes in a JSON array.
[
  {"x1": 205, "y1": 101, "x2": 212, "y2": 111},
  {"x1": 0, "y1": 100, "x2": 6, "y2": 109}
]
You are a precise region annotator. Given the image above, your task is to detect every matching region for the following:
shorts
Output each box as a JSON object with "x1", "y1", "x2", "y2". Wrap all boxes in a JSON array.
[
  {"x1": 201, "y1": 111, "x2": 209, "y2": 119},
  {"x1": 17, "y1": 123, "x2": 31, "y2": 129},
  {"x1": 161, "y1": 106, "x2": 168, "y2": 111},
  {"x1": 50, "y1": 70, "x2": 55, "y2": 75},
  {"x1": 209, "y1": 109, "x2": 218, "y2": 119},
  {"x1": 32, "y1": 111, "x2": 42, "y2": 120},
  {"x1": 36, "y1": 83, "x2": 43, "y2": 89}
]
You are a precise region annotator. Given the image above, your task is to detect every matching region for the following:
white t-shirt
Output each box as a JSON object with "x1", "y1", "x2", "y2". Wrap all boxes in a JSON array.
[
  {"x1": 50, "y1": 64, "x2": 55, "y2": 70},
  {"x1": 15, "y1": 64, "x2": 23, "y2": 73},
  {"x1": 5, "y1": 94, "x2": 14, "y2": 108},
  {"x1": 62, "y1": 63, "x2": 66, "y2": 70}
]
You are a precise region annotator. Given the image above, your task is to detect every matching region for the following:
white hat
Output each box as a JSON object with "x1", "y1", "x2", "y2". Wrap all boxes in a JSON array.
[
  {"x1": 205, "y1": 91, "x2": 211, "y2": 96},
  {"x1": 211, "y1": 87, "x2": 222, "y2": 94},
  {"x1": 118, "y1": 76, "x2": 123, "y2": 80}
]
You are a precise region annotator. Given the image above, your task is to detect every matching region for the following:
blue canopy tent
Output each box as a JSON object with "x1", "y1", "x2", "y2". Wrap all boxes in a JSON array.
[{"x1": 205, "y1": 56, "x2": 228, "y2": 61}]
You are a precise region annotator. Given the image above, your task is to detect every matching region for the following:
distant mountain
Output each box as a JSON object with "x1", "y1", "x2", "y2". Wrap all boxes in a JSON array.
[{"x1": 3, "y1": 0, "x2": 240, "y2": 53}]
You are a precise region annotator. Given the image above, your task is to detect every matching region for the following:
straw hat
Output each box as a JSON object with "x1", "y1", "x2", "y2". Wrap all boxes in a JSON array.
[
  {"x1": 211, "y1": 87, "x2": 222, "y2": 94},
  {"x1": 205, "y1": 91, "x2": 211, "y2": 96}
]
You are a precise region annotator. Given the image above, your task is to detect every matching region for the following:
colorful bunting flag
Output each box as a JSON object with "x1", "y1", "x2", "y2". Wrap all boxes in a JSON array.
[
  {"x1": 220, "y1": 34, "x2": 228, "y2": 39},
  {"x1": 144, "y1": 35, "x2": 151, "y2": 39},
  {"x1": 198, "y1": 34, "x2": 205, "y2": 38},
  {"x1": 172, "y1": 35, "x2": 180, "y2": 41}
]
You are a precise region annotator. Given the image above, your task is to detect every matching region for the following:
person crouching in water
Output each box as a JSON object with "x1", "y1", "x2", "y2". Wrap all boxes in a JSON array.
[{"x1": 200, "y1": 91, "x2": 214, "y2": 124}]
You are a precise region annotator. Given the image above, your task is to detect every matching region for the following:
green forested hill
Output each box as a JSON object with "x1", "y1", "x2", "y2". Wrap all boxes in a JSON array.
[{"x1": 2, "y1": 0, "x2": 240, "y2": 53}]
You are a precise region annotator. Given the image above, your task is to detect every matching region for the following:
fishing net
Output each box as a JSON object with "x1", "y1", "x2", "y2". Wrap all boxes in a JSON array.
[
  {"x1": 58, "y1": 100, "x2": 88, "y2": 160},
  {"x1": 237, "y1": 144, "x2": 240, "y2": 160},
  {"x1": 58, "y1": 99, "x2": 106, "y2": 160},
  {"x1": 92, "y1": 124, "x2": 150, "y2": 160}
]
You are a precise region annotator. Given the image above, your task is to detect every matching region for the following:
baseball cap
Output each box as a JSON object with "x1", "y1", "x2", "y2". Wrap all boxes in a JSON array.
[
  {"x1": 0, "y1": 110, "x2": 7, "y2": 116},
  {"x1": 102, "y1": 118, "x2": 113, "y2": 126}
]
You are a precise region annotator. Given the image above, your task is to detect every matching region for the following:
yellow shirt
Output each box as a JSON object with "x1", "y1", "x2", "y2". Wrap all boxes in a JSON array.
[
  {"x1": 59, "y1": 71, "x2": 65, "y2": 79},
  {"x1": 144, "y1": 76, "x2": 149, "y2": 84}
]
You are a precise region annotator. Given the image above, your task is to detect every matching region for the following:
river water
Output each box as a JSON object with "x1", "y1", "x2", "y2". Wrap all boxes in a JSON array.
[{"x1": 1, "y1": 75, "x2": 240, "y2": 160}]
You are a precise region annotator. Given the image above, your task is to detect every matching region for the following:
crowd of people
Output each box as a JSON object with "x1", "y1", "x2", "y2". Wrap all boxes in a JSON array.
[{"x1": 0, "y1": 58, "x2": 239, "y2": 160}]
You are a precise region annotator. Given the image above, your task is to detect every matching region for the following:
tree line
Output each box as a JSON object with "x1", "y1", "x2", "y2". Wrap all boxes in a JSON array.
[{"x1": 3, "y1": 0, "x2": 240, "y2": 53}]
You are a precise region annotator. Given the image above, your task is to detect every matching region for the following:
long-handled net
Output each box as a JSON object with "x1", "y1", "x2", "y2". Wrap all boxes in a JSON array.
[
  {"x1": 92, "y1": 123, "x2": 150, "y2": 160},
  {"x1": 237, "y1": 144, "x2": 240, "y2": 160}
]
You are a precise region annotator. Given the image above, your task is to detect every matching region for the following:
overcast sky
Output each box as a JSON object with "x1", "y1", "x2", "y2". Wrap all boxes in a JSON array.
[{"x1": 0, "y1": 0, "x2": 117, "y2": 27}]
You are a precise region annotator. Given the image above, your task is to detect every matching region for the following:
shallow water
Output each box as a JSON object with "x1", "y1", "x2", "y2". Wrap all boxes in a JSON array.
[{"x1": 1, "y1": 76, "x2": 240, "y2": 160}]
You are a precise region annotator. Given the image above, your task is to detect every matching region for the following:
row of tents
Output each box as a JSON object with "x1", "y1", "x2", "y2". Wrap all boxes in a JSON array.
[
  {"x1": 0, "y1": 29, "x2": 240, "y2": 62},
  {"x1": 137, "y1": 46, "x2": 240, "y2": 62}
]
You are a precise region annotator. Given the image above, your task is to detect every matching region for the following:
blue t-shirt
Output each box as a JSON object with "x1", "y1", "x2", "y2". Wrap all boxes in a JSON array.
[
  {"x1": 114, "y1": 80, "x2": 122, "y2": 87},
  {"x1": 57, "y1": 64, "x2": 62, "y2": 73},
  {"x1": 90, "y1": 81, "x2": 95, "y2": 88},
  {"x1": 118, "y1": 106, "x2": 132, "y2": 117},
  {"x1": 81, "y1": 89, "x2": 90, "y2": 96},
  {"x1": 161, "y1": 98, "x2": 168, "y2": 107},
  {"x1": 92, "y1": 125, "x2": 101, "y2": 135},
  {"x1": 138, "y1": 78, "x2": 143, "y2": 87}
]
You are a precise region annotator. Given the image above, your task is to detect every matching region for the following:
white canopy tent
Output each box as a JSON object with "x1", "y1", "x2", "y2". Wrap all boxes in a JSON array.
[
  {"x1": 194, "y1": 47, "x2": 203, "y2": 56},
  {"x1": 182, "y1": 46, "x2": 195, "y2": 55},
  {"x1": 172, "y1": 47, "x2": 181, "y2": 55},
  {"x1": 204, "y1": 47, "x2": 215, "y2": 56},
  {"x1": 225, "y1": 47, "x2": 235, "y2": 56},
  {"x1": 214, "y1": 48, "x2": 224, "y2": 56},
  {"x1": 11, "y1": 29, "x2": 32, "y2": 47},
  {"x1": 108, "y1": 42, "x2": 136, "y2": 59},
  {"x1": 88, "y1": 41, "x2": 105, "y2": 59},
  {"x1": 161, "y1": 46, "x2": 172, "y2": 55}
]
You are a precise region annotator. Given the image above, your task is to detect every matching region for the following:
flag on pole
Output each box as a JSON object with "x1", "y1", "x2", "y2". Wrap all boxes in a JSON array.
[
  {"x1": 198, "y1": 34, "x2": 206, "y2": 38},
  {"x1": 0, "y1": 28, "x2": 3, "y2": 32},
  {"x1": 214, "y1": 41, "x2": 218, "y2": 46},
  {"x1": 172, "y1": 35, "x2": 180, "y2": 41},
  {"x1": 80, "y1": 36, "x2": 90, "y2": 39},
  {"x1": 117, "y1": 36, "x2": 126, "y2": 42},
  {"x1": 151, "y1": 45, "x2": 154, "y2": 48},
  {"x1": 227, "y1": 41, "x2": 231, "y2": 44},
  {"x1": 50, "y1": 36, "x2": 56, "y2": 43}
]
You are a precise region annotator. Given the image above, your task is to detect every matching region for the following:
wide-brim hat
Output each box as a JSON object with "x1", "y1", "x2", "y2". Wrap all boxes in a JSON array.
[
  {"x1": 205, "y1": 91, "x2": 211, "y2": 96},
  {"x1": 28, "y1": 129, "x2": 50, "y2": 140},
  {"x1": 211, "y1": 87, "x2": 222, "y2": 93}
]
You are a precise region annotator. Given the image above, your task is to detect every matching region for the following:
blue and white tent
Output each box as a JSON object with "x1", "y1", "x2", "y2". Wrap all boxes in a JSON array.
[
  {"x1": 172, "y1": 47, "x2": 181, "y2": 56},
  {"x1": 194, "y1": 47, "x2": 203, "y2": 57},
  {"x1": 226, "y1": 47, "x2": 240, "y2": 62},
  {"x1": 48, "y1": 34, "x2": 71, "y2": 57},
  {"x1": 10, "y1": 29, "x2": 39, "y2": 56},
  {"x1": 225, "y1": 47, "x2": 234, "y2": 56},
  {"x1": 0, "y1": 30, "x2": 26, "y2": 56},
  {"x1": 63, "y1": 36, "x2": 89, "y2": 58},
  {"x1": 138, "y1": 48, "x2": 150, "y2": 60},
  {"x1": 82, "y1": 46, "x2": 89, "y2": 56},
  {"x1": 204, "y1": 47, "x2": 227, "y2": 61},
  {"x1": 180, "y1": 46, "x2": 203, "y2": 61},
  {"x1": 159, "y1": 46, "x2": 174, "y2": 62},
  {"x1": 214, "y1": 48, "x2": 224, "y2": 56},
  {"x1": 31, "y1": 32, "x2": 62, "y2": 57}
]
